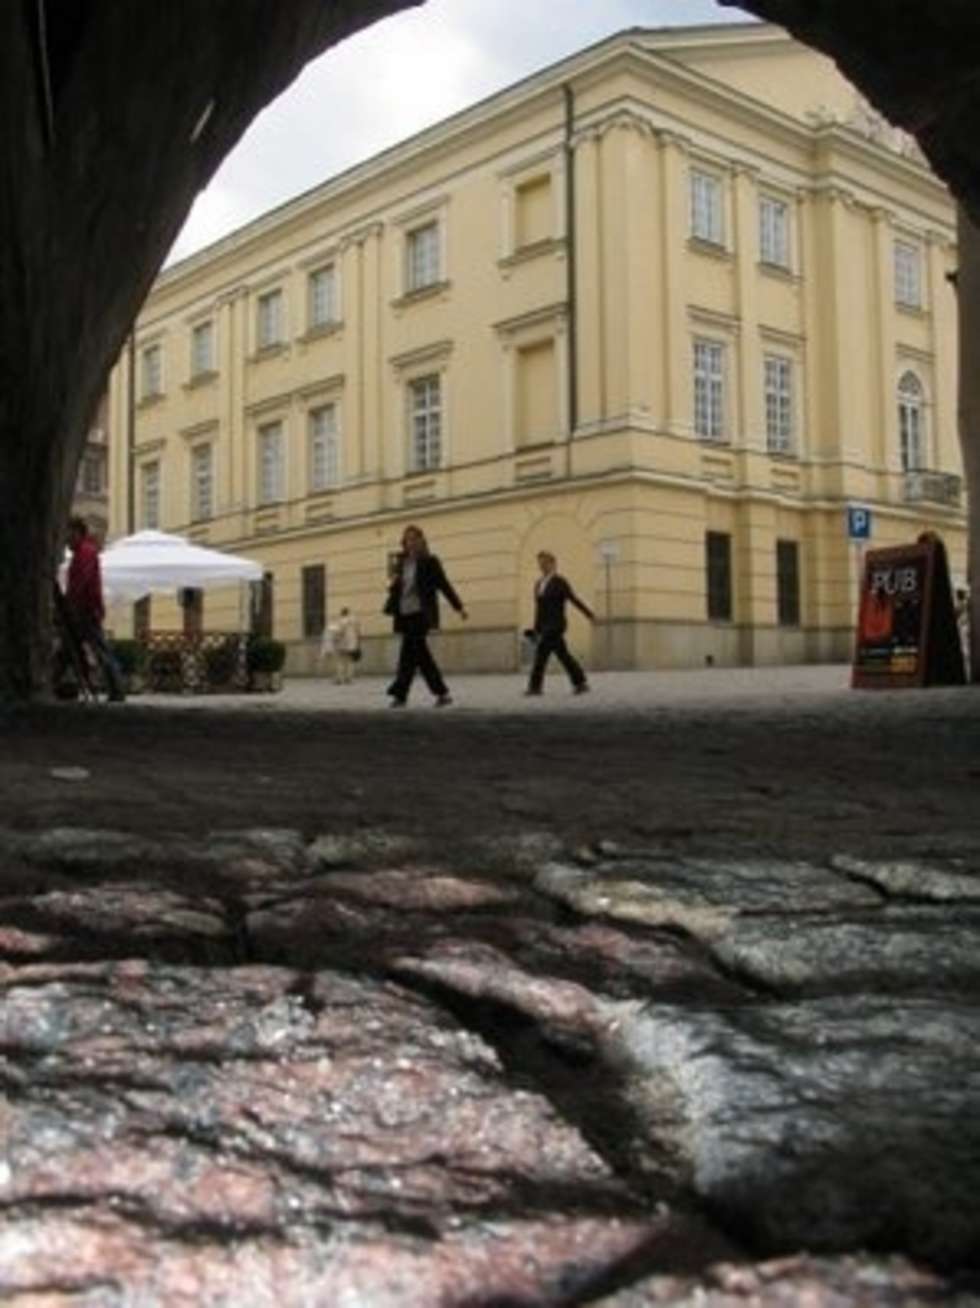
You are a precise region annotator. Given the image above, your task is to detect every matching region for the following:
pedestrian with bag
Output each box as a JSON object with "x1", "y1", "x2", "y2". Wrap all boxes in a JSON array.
[
  {"x1": 384, "y1": 525, "x2": 467, "y2": 707},
  {"x1": 64, "y1": 516, "x2": 126, "y2": 703},
  {"x1": 324, "y1": 606, "x2": 361, "y2": 684},
  {"x1": 525, "y1": 550, "x2": 594, "y2": 697}
]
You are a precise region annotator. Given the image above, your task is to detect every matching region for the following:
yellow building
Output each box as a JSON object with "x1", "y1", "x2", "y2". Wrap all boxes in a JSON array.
[{"x1": 108, "y1": 21, "x2": 966, "y2": 674}]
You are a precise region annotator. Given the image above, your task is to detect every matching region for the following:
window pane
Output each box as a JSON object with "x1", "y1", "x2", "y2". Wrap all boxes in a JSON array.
[
  {"x1": 759, "y1": 197, "x2": 789, "y2": 266},
  {"x1": 407, "y1": 223, "x2": 440, "y2": 291},
  {"x1": 309, "y1": 404, "x2": 339, "y2": 491},
  {"x1": 257, "y1": 290, "x2": 283, "y2": 348},
  {"x1": 191, "y1": 321, "x2": 214, "y2": 375},
  {"x1": 690, "y1": 171, "x2": 722, "y2": 244},
  {"x1": 776, "y1": 539, "x2": 801, "y2": 627},
  {"x1": 764, "y1": 355, "x2": 793, "y2": 453},
  {"x1": 894, "y1": 241, "x2": 922, "y2": 308},
  {"x1": 409, "y1": 375, "x2": 441, "y2": 471},
  {"x1": 308, "y1": 266, "x2": 337, "y2": 328},
  {"x1": 141, "y1": 345, "x2": 162, "y2": 398},
  {"x1": 141, "y1": 461, "x2": 160, "y2": 529},
  {"x1": 191, "y1": 445, "x2": 213, "y2": 522},
  {"x1": 259, "y1": 422, "x2": 283, "y2": 503},
  {"x1": 898, "y1": 372, "x2": 925, "y2": 471},
  {"x1": 705, "y1": 531, "x2": 732, "y2": 621},
  {"x1": 693, "y1": 340, "x2": 725, "y2": 440}
]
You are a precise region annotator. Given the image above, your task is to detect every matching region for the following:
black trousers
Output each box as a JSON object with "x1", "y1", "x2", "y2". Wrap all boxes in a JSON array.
[
  {"x1": 528, "y1": 630, "x2": 586, "y2": 691},
  {"x1": 389, "y1": 614, "x2": 448, "y2": 700}
]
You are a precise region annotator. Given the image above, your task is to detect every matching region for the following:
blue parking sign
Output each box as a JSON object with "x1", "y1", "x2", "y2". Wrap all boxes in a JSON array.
[{"x1": 847, "y1": 505, "x2": 872, "y2": 540}]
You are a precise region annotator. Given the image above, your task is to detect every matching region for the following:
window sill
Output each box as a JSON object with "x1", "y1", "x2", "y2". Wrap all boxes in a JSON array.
[
  {"x1": 298, "y1": 321, "x2": 344, "y2": 343},
  {"x1": 137, "y1": 392, "x2": 165, "y2": 409},
  {"x1": 498, "y1": 237, "x2": 565, "y2": 269},
  {"x1": 758, "y1": 259, "x2": 796, "y2": 281},
  {"x1": 250, "y1": 343, "x2": 288, "y2": 363},
  {"x1": 896, "y1": 301, "x2": 927, "y2": 318},
  {"x1": 767, "y1": 447, "x2": 798, "y2": 461},
  {"x1": 697, "y1": 434, "x2": 731, "y2": 446},
  {"x1": 184, "y1": 370, "x2": 218, "y2": 391},
  {"x1": 392, "y1": 279, "x2": 451, "y2": 309},
  {"x1": 688, "y1": 237, "x2": 731, "y2": 261}
]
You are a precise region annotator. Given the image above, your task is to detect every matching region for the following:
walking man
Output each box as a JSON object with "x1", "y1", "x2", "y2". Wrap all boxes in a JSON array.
[
  {"x1": 65, "y1": 516, "x2": 126, "y2": 702},
  {"x1": 525, "y1": 550, "x2": 594, "y2": 696}
]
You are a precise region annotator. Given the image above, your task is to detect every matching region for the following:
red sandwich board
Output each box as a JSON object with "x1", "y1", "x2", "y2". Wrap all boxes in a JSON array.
[{"x1": 852, "y1": 532, "x2": 966, "y2": 689}]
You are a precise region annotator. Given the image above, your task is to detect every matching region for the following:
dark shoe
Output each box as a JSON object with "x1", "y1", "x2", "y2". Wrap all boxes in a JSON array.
[
  {"x1": 573, "y1": 682, "x2": 590, "y2": 695},
  {"x1": 108, "y1": 693, "x2": 126, "y2": 703},
  {"x1": 523, "y1": 687, "x2": 542, "y2": 696},
  {"x1": 434, "y1": 694, "x2": 452, "y2": 707},
  {"x1": 389, "y1": 696, "x2": 406, "y2": 708}
]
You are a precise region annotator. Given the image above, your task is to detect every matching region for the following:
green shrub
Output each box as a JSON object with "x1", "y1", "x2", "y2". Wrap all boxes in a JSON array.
[
  {"x1": 108, "y1": 639, "x2": 145, "y2": 678},
  {"x1": 204, "y1": 642, "x2": 239, "y2": 686},
  {"x1": 147, "y1": 649, "x2": 182, "y2": 689},
  {"x1": 247, "y1": 637, "x2": 286, "y2": 675}
]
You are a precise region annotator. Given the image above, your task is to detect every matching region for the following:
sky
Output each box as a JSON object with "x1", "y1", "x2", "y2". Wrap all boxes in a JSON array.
[{"x1": 168, "y1": 0, "x2": 750, "y2": 264}]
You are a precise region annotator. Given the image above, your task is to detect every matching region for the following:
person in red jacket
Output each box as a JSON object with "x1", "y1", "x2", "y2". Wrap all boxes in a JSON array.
[{"x1": 64, "y1": 516, "x2": 126, "y2": 702}]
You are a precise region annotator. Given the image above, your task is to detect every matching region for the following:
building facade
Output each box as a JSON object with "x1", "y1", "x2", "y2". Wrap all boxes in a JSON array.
[
  {"x1": 73, "y1": 393, "x2": 110, "y2": 542},
  {"x1": 107, "y1": 22, "x2": 966, "y2": 672}
]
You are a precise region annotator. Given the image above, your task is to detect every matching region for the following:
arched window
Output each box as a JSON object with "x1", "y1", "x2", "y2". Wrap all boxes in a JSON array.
[{"x1": 897, "y1": 371, "x2": 926, "y2": 472}]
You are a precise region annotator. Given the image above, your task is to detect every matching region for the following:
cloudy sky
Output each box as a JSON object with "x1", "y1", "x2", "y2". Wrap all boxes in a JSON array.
[{"x1": 169, "y1": 0, "x2": 751, "y2": 264}]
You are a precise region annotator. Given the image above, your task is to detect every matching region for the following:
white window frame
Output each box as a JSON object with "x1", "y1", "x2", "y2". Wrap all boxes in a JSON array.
[
  {"x1": 898, "y1": 371, "x2": 926, "y2": 471},
  {"x1": 256, "y1": 288, "x2": 285, "y2": 350},
  {"x1": 764, "y1": 354, "x2": 794, "y2": 454},
  {"x1": 140, "y1": 461, "x2": 160, "y2": 529},
  {"x1": 140, "y1": 343, "x2": 163, "y2": 399},
  {"x1": 894, "y1": 240, "x2": 923, "y2": 309},
  {"x1": 190, "y1": 320, "x2": 215, "y2": 377},
  {"x1": 308, "y1": 403, "x2": 340, "y2": 492},
  {"x1": 759, "y1": 195, "x2": 790, "y2": 268},
  {"x1": 190, "y1": 444, "x2": 213, "y2": 523},
  {"x1": 690, "y1": 169, "x2": 723, "y2": 246},
  {"x1": 406, "y1": 221, "x2": 441, "y2": 292},
  {"x1": 407, "y1": 374, "x2": 442, "y2": 472},
  {"x1": 693, "y1": 338, "x2": 726, "y2": 441},
  {"x1": 258, "y1": 420, "x2": 284, "y2": 504},
  {"x1": 308, "y1": 264, "x2": 338, "y2": 331}
]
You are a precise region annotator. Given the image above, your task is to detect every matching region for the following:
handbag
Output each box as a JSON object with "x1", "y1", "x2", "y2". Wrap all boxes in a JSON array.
[
  {"x1": 350, "y1": 648, "x2": 362, "y2": 663},
  {"x1": 383, "y1": 590, "x2": 398, "y2": 617}
]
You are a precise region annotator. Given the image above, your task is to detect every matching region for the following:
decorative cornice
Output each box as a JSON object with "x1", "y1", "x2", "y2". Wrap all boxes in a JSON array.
[{"x1": 388, "y1": 339, "x2": 454, "y2": 372}]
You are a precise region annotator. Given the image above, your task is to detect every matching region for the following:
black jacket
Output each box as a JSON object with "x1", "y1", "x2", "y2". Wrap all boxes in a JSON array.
[
  {"x1": 533, "y1": 573, "x2": 594, "y2": 635},
  {"x1": 386, "y1": 552, "x2": 464, "y2": 632}
]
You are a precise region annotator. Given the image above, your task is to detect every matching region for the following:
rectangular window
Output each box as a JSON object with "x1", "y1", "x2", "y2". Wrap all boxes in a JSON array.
[
  {"x1": 706, "y1": 531, "x2": 733, "y2": 622},
  {"x1": 190, "y1": 444, "x2": 213, "y2": 522},
  {"x1": 191, "y1": 320, "x2": 215, "y2": 376},
  {"x1": 308, "y1": 404, "x2": 340, "y2": 492},
  {"x1": 308, "y1": 265, "x2": 337, "y2": 330},
  {"x1": 408, "y1": 375, "x2": 442, "y2": 471},
  {"x1": 141, "y1": 343, "x2": 163, "y2": 399},
  {"x1": 301, "y1": 564, "x2": 326, "y2": 639},
  {"x1": 80, "y1": 453, "x2": 104, "y2": 496},
  {"x1": 250, "y1": 572, "x2": 274, "y2": 639},
  {"x1": 515, "y1": 175, "x2": 553, "y2": 249},
  {"x1": 690, "y1": 169, "x2": 723, "y2": 245},
  {"x1": 764, "y1": 354, "x2": 794, "y2": 454},
  {"x1": 894, "y1": 240, "x2": 922, "y2": 308},
  {"x1": 776, "y1": 540, "x2": 801, "y2": 627},
  {"x1": 258, "y1": 421, "x2": 283, "y2": 504},
  {"x1": 693, "y1": 339, "x2": 726, "y2": 441},
  {"x1": 141, "y1": 461, "x2": 160, "y2": 529},
  {"x1": 256, "y1": 289, "x2": 284, "y2": 349},
  {"x1": 759, "y1": 196, "x2": 789, "y2": 267},
  {"x1": 407, "y1": 221, "x2": 440, "y2": 291},
  {"x1": 516, "y1": 339, "x2": 557, "y2": 447}
]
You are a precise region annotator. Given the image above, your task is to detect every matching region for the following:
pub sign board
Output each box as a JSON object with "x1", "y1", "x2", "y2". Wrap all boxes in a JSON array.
[{"x1": 852, "y1": 532, "x2": 966, "y2": 689}]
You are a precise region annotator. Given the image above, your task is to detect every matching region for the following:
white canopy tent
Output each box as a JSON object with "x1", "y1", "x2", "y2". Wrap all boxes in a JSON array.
[{"x1": 100, "y1": 530, "x2": 262, "y2": 602}]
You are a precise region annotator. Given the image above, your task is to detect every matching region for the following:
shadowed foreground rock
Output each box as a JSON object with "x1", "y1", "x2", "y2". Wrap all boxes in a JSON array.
[{"x1": 2, "y1": 826, "x2": 980, "y2": 1303}]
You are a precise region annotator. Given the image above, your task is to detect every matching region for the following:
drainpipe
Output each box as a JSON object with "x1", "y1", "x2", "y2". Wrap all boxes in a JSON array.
[{"x1": 563, "y1": 83, "x2": 578, "y2": 479}]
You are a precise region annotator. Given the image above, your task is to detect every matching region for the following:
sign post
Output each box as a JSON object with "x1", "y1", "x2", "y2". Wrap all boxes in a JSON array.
[{"x1": 846, "y1": 504, "x2": 872, "y2": 622}]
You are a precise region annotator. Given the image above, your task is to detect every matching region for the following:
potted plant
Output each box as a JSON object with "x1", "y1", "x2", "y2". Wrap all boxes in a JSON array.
[
  {"x1": 246, "y1": 636, "x2": 286, "y2": 692},
  {"x1": 204, "y1": 640, "x2": 239, "y2": 691},
  {"x1": 108, "y1": 638, "x2": 146, "y2": 694}
]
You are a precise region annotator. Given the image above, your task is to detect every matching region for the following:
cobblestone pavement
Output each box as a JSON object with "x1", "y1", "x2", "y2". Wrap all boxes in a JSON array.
[{"x1": 145, "y1": 661, "x2": 856, "y2": 713}]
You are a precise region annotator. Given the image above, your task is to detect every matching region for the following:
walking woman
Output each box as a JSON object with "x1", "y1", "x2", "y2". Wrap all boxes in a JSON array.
[{"x1": 385, "y1": 525, "x2": 467, "y2": 706}]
